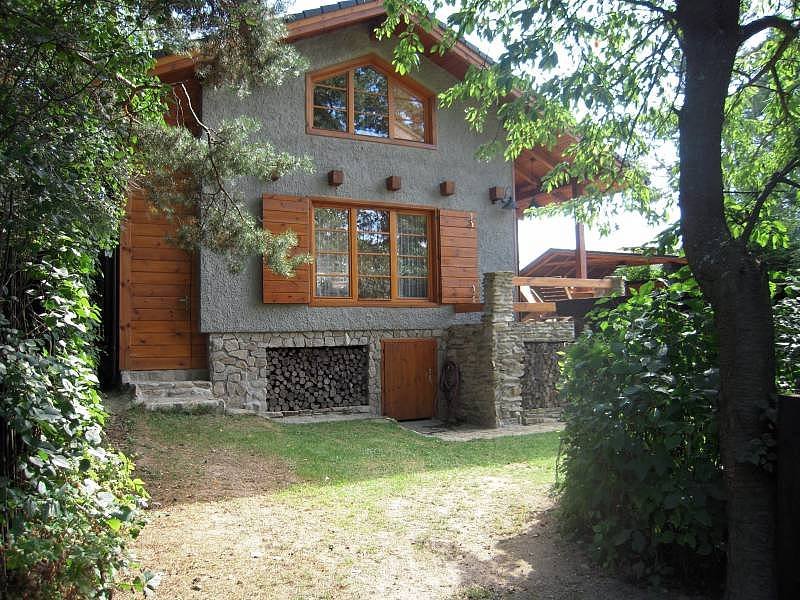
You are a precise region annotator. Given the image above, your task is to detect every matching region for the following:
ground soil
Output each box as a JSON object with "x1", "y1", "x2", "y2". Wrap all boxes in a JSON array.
[{"x1": 108, "y1": 404, "x2": 701, "y2": 600}]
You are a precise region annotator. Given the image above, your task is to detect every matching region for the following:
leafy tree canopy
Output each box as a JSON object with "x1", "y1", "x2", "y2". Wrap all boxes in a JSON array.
[{"x1": 378, "y1": 0, "x2": 800, "y2": 243}]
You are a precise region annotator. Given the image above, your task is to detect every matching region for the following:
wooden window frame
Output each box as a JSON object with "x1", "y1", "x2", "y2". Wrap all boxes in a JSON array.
[
  {"x1": 306, "y1": 54, "x2": 437, "y2": 149},
  {"x1": 310, "y1": 197, "x2": 439, "y2": 308}
]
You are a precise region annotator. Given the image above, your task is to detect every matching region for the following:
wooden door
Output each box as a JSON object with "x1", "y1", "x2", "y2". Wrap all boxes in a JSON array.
[
  {"x1": 119, "y1": 191, "x2": 207, "y2": 371},
  {"x1": 382, "y1": 339, "x2": 437, "y2": 420}
]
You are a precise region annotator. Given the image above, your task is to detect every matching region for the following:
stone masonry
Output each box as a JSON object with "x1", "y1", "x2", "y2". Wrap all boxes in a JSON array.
[
  {"x1": 444, "y1": 272, "x2": 575, "y2": 427},
  {"x1": 210, "y1": 329, "x2": 444, "y2": 416}
]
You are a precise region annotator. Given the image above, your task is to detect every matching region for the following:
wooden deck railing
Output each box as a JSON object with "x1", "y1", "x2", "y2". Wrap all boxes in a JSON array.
[
  {"x1": 454, "y1": 275, "x2": 622, "y2": 314},
  {"x1": 513, "y1": 276, "x2": 616, "y2": 316}
]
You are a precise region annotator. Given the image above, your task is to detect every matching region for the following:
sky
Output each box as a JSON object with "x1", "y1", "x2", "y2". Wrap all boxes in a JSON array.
[{"x1": 287, "y1": 0, "x2": 678, "y2": 267}]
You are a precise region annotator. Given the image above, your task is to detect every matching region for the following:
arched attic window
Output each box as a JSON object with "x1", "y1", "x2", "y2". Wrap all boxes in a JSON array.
[{"x1": 306, "y1": 55, "x2": 436, "y2": 147}]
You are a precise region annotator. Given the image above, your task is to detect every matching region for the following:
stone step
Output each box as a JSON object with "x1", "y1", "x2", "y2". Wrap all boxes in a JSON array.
[
  {"x1": 131, "y1": 380, "x2": 217, "y2": 411},
  {"x1": 144, "y1": 398, "x2": 225, "y2": 414},
  {"x1": 135, "y1": 380, "x2": 212, "y2": 391},
  {"x1": 521, "y1": 407, "x2": 564, "y2": 426}
]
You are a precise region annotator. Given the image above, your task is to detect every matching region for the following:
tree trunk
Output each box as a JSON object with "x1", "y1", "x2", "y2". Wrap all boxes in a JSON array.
[{"x1": 677, "y1": 2, "x2": 777, "y2": 598}]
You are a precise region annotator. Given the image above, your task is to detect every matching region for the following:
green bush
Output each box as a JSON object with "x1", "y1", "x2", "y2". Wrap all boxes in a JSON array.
[
  {"x1": 1, "y1": 244, "x2": 147, "y2": 599},
  {"x1": 556, "y1": 276, "x2": 726, "y2": 585},
  {"x1": 775, "y1": 273, "x2": 800, "y2": 394}
]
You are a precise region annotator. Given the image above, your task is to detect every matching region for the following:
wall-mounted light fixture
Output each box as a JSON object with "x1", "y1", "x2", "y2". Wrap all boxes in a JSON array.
[
  {"x1": 328, "y1": 170, "x2": 344, "y2": 186},
  {"x1": 440, "y1": 180, "x2": 455, "y2": 196},
  {"x1": 489, "y1": 186, "x2": 505, "y2": 203},
  {"x1": 489, "y1": 186, "x2": 516, "y2": 209}
]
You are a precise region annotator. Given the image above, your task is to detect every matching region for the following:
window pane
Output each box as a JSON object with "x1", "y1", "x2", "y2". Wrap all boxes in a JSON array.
[
  {"x1": 398, "y1": 213, "x2": 426, "y2": 235},
  {"x1": 313, "y1": 86, "x2": 346, "y2": 110},
  {"x1": 354, "y1": 112, "x2": 388, "y2": 137},
  {"x1": 394, "y1": 85, "x2": 424, "y2": 118},
  {"x1": 316, "y1": 275, "x2": 349, "y2": 297},
  {"x1": 357, "y1": 209, "x2": 389, "y2": 233},
  {"x1": 313, "y1": 107, "x2": 347, "y2": 131},
  {"x1": 358, "y1": 254, "x2": 390, "y2": 276},
  {"x1": 315, "y1": 207, "x2": 349, "y2": 230},
  {"x1": 354, "y1": 67, "x2": 387, "y2": 94},
  {"x1": 355, "y1": 91, "x2": 388, "y2": 114},
  {"x1": 394, "y1": 118, "x2": 425, "y2": 142},
  {"x1": 393, "y1": 85, "x2": 426, "y2": 142},
  {"x1": 399, "y1": 256, "x2": 428, "y2": 277},
  {"x1": 359, "y1": 277, "x2": 390, "y2": 299},
  {"x1": 400, "y1": 278, "x2": 428, "y2": 298},
  {"x1": 315, "y1": 229, "x2": 349, "y2": 251},
  {"x1": 316, "y1": 253, "x2": 349, "y2": 275},
  {"x1": 317, "y1": 74, "x2": 347, "y2": 88},
  {"x1": 398, "y1": 235, "x2": 427, "y2": 257},
  {"x1": 357, "y1": 232, "x2": 389, "y2": 253}
]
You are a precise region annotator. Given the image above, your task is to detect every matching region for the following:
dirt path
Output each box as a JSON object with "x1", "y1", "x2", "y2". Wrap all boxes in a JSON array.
[{"x1": 108, "y1": 406, "x2": 695, "y2": 600}]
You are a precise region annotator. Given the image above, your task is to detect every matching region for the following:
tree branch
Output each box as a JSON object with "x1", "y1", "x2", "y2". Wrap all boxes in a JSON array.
[
  {"x1": 619, "y1": 0, "x2": 676, "y2": 19},
  {"x1": 741, "y1": 155, "x2": 800, "y2": 243},
  {"x1": 739, "y1": 15, "x2": 800, "y2": 45}
]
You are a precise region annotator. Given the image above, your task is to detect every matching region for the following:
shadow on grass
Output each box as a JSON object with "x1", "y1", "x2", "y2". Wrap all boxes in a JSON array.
[{"x1": 108, "y1": 410, "x2": 561, "y2": 506}]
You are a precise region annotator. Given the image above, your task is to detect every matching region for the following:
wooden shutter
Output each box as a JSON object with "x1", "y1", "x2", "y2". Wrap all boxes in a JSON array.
[
  {"x1": 438, "y1": 209, "x2": 479, "y2": 304},
  {"x1": 262, "y1": 194, "x2": 311, "y2": 304}
]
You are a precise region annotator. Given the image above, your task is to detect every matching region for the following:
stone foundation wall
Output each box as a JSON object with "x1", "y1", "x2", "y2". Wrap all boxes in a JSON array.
[{"x1": 209, "y1": 329, "x2": 444, "y2": 415}]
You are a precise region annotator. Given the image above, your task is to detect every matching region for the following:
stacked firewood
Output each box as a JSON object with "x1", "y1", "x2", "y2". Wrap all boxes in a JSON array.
[{"x1": 262, "y1": 346, "x2": 368, "y2": 411}]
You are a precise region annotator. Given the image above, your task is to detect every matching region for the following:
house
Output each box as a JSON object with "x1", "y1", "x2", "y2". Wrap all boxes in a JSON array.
[{"x1": 110, "y1": 0, "x2": 603, "y2": 426}]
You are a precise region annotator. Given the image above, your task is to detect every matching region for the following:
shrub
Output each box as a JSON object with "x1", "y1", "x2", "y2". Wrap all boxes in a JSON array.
[
  {"x1": 1, "y1": 243, "x2": 147, "y2": 599},
  {"x1": 775, "y1": 273, "x2": 800, "y2": 394},
  {"x1": 555, "y1": 276, "x2": 726, "y2": 586}
]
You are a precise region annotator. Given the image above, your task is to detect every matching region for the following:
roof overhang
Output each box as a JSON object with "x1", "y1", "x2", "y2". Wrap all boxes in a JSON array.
[{"x1": 520, "y1": 248, "x2": 687, "y2": 279}]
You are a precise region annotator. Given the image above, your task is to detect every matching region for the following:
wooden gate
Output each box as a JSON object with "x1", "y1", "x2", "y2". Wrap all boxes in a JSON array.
[
  {"x1": 118, "y1": 191, "x2": 207, "y2": 371},
  {"x1": 381, "y1": 338, "x2": 437, "y2": 421}
]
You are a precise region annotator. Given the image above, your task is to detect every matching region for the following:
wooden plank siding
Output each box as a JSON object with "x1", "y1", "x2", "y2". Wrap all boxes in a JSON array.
[
  {"x1": 120, "y1": 190, "x2": 207, "y2": 371},
  {"x1": 438, "y1": 209, "x2": 479, "y2": 304},
  {"x1": 262, "y1": 194, "x2": 312, "y2": 304}
]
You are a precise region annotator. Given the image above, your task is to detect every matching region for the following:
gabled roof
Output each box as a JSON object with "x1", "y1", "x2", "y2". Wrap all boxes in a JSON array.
[
  {"x1": 154, "y1": 1, "x2": 586, "y2": 217},
  {"x1": 520, "y1": 248, "x2": 687, "y2": 279}
]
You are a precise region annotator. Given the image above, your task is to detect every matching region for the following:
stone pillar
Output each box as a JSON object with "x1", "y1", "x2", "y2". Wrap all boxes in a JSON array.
[
  {"x1": 481, "y1": 271, "x2": 525, "y2": 426},
  {"x1": 482, "y1": 271, "x2": 515, "y2": 324}
]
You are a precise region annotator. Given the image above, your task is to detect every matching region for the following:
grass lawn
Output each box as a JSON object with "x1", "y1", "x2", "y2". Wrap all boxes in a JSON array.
[{"x1": 110, "y1": 411, "x2": 666, "y2": 600}]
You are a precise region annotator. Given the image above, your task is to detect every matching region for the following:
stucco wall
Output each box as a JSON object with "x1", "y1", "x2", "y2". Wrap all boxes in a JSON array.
[{"x1": 199, "y1": 23, "x2": 516, "y2": 333}]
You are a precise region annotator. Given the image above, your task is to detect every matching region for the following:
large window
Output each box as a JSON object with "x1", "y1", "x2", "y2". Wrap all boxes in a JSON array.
[
  {"x1": 307, "y1": 56, "x2": 434, "y2": 146},
  {"x1": 313, "y1": 204, "x2": 433, "y2": 304}
]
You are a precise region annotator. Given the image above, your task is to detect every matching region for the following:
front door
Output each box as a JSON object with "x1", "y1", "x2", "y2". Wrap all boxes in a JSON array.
[
  {"x1": 381, "y1": 338, "x2": 437, "y2": 420},
  {"x1": 119, "y1": 191, "x2": 207, "y2": 371}
]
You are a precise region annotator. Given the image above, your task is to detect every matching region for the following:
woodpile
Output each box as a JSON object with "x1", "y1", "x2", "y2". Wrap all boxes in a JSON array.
[
  {"x1": 521, "y1": 341, "x2": 568, "y2": 409},
  {"x1": 262, "y1": 346, "x2": 368, "y2": 411}
]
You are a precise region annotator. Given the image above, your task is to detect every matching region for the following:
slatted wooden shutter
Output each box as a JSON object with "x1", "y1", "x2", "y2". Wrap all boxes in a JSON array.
[
  {"x1": 438, "y1": 209, "x2": 479, "y2": 304},
  {"x1": 262, "y1": 194, "x2": 311, "y2": 304}
]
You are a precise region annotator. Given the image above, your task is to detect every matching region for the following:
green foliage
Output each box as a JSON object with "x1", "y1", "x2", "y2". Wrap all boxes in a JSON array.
[
  {"x1": 556, "y1": 277, "x2": 726, "y2": 585},
  {"x1": 0, "y1": 244, "x2": 147, "y2": 598},
  {"x1": 379, "y1": 2, "x2": 800, "y2": 240},
  {"x1": 775, "y1": 273, "x2": 800, "y2": 394},
  {"x1": 136, "y1": 117, "x2": 313, "y2": 272},
  {"x1": 0, "y1": 0, "x2": 311, "y2": 596}
]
